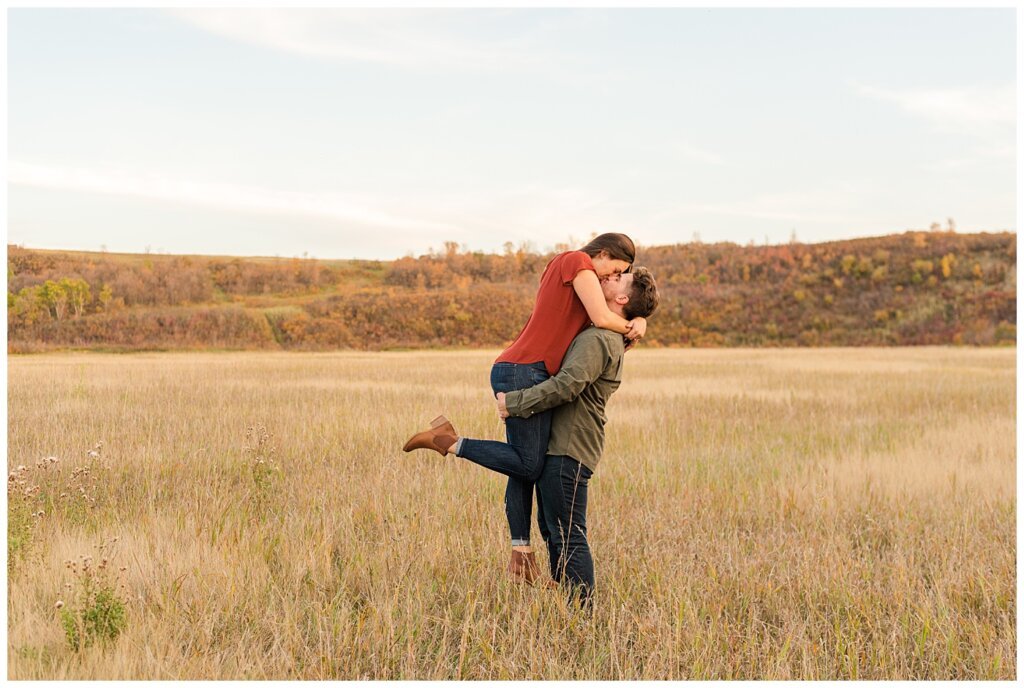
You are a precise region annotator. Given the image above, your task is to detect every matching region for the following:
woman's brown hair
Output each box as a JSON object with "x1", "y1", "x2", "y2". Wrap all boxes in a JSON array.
[{"x1": 579, "y1": 233, "x2": 636, "y2": 266}]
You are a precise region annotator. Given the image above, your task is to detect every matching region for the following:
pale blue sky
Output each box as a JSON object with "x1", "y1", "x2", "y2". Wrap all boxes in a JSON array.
[{"x1": 7, "y1": 8, "x2": 1017, "y2": 259}]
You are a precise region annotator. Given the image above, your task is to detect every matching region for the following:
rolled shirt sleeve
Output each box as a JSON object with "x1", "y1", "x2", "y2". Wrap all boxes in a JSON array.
[{"x1": 504, "y1": 329, "x2": 609, "y2": 418}]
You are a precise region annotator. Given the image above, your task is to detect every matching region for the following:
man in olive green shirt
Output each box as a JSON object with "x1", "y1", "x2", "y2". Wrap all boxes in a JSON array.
[{"x1": 496, "y1": 267, "x2": 660, "y2": 607}]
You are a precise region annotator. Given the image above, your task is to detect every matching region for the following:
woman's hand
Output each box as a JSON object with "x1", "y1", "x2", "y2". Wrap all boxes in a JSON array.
[
  {"x1": 625, "y1": 317, "x2": 647, "y2": 341},
  {"x1": 496, "y1": 392, "x2": 509, "y2": 420},
  {"x1": 623, "y1": 317, "x2": 646, "y2": 352}
]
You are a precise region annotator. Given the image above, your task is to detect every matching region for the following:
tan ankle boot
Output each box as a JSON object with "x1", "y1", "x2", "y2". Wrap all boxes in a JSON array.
[{"x1": 402, "y1": 415, "x2": 457, "y2": 456}]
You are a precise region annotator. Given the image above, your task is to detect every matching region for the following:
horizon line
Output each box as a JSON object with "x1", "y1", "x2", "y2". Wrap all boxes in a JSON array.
[{"x1": 7, "y1": 228, "x2": 1016, "y2": 264}]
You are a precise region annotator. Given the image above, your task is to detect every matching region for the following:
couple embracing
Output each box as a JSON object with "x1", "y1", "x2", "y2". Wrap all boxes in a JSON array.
[{"x1": 403, "y1": 233, "x2": 659, "y2": 608}]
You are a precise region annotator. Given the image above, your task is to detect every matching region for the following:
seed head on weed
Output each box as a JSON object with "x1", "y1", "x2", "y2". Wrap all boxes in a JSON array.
[{"x1": 58, "y1": 537, "x2": 128, "y2": 652}]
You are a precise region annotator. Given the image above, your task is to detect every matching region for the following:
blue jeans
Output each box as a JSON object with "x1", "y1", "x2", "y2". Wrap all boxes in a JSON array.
[
  {"x1": 455, "y1": 361, "x2": 551, "y2": 545},
  {"x1": 537, "y1": 455, "x2": 594, "y2": 608}
]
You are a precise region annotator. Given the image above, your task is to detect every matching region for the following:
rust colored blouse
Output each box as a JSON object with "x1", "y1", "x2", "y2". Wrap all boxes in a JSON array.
[{"x1": 495, "y1": 251, "x2": 596, "y2": 375}]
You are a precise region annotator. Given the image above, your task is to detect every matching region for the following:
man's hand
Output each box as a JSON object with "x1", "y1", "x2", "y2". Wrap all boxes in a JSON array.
[{"x1": 496, "y1": 392, "x2": 510, "y2": 420}]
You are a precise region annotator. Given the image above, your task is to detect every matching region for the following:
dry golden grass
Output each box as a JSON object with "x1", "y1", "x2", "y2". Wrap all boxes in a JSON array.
[{"x1": 7, "y1": 347, "x2": 1016, "y2": 679}]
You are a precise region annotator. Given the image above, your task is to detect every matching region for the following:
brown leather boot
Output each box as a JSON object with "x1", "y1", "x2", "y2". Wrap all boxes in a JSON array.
[
  {"x1": 402, "y1": 415, "x2": 458, "y2": 456},
  {"x1": 508, "y1": 550, "x2": 557, "y2": 587}
]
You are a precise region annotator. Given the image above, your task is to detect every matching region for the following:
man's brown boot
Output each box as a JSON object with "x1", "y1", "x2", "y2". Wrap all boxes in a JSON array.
[{"x1": 402, "y1": 415, "x2": 458, "y2": 456}]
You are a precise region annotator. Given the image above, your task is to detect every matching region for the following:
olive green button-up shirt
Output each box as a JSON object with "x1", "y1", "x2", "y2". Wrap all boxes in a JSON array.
[{"x1": 503, "y1": 326, "x2": 624, "y2": 473}]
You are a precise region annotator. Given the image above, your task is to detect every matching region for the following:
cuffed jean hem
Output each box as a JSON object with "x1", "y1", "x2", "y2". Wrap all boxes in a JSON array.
[{"x1": 511, "y1": 538, "x2": 530, "y2": 547}]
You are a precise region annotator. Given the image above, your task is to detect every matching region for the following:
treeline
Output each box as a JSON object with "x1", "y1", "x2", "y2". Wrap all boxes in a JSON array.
[
  {"x1": 639, "y1": 231, "x2": 1016, "y2": 346},
  {"x1": 7, "y1": 230, "x2": 1016, "y2": 352},
  {"x1": 7, "y1": 247, "x2": 383, "y2": 309}
]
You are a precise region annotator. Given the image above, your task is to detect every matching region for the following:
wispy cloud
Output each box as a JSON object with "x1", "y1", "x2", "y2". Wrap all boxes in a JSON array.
[
  {"x1": 166, "y1": 8, "x2": 574, "y2": 74},
  {"x1": 854, "y1": 82, "x2": 1015, "y2": 136},
  {"x1": 669, "y1": 139, "x2": 727, "y2": 166},
  {"x1": 919, "y1": 144, "x2": 1015, "y2": 173},
  {"x1": 668, "y1": 203, "x2": 854, "y2": 225},
  {"x1": 8, "y1": 161, "x2": 621, "y2": 250},
  {"x1": 439, "y1": 183, "x2": 614, "y2": 242},
  {"x1": 9, "y1": 161, "x2": 457, "y2": 234},
  {"x1": 657, "y1": 189, "x2": 862, "y2": 225}
]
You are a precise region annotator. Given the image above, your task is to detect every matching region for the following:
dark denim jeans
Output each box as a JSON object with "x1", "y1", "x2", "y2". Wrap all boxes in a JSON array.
[
  {"x1": 536, "y1": 455, "x2": 594, "y2": 608},
  {"x1": 455, "y1": 361, "x2": 551, "y2": 545}
]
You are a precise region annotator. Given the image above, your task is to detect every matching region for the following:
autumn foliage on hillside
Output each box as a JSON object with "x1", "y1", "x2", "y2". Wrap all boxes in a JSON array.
[{"x1": 7, "y1": 231, "x2": 1016, "y2": 352}]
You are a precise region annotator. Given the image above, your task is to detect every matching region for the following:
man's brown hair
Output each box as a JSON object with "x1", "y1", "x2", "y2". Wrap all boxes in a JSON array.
[{"x1": 623, "y1": 266, "x2": 659, "y2": 320}]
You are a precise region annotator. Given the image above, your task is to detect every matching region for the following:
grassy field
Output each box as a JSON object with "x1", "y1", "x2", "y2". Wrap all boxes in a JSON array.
[{"x1": 6, "y1": 347, "x2": 1016, "y2": 679}]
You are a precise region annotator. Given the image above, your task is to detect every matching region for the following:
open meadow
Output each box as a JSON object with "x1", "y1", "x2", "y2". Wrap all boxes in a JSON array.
[{"x1": 6, "y1": 347, "x2": 1016, "y2": 679}]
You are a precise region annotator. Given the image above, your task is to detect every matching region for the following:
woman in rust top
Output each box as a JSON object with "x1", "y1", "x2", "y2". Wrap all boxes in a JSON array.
[{"x1": 403, "y1": 233, "x2": 646, "y2": 584}]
